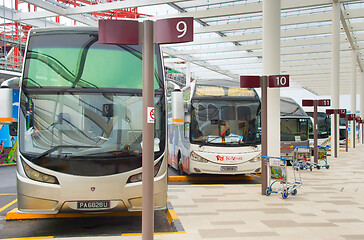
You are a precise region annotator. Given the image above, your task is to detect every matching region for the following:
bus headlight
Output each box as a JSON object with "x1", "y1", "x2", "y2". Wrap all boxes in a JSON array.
[
  {"x1": 249, "y1": 155, "x2": 261, "y2": 163},
  {"x1": 191, "y1": 152, "x2": 208, "y2": 163},
  {"x1": 127, "y1": 160, "x2": 162, "y2": 183},
  {"x1": 22, "y1": 160, "x2": 59, "y2": 184}
]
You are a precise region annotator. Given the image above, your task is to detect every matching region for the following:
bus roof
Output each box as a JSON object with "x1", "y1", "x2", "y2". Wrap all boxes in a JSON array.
[{"x1": 280, "y1": 97, "x2": 309, "y2": 118}]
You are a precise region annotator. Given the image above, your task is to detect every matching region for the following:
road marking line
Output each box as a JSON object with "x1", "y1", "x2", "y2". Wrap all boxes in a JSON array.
[{"x1": 0, "y1": 199, "x2": 17, "y2": 213}]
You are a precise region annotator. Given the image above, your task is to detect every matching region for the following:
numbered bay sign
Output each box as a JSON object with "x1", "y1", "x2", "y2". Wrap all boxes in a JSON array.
[
  {"x1": 302, "y1": 99, "x2": 330, "y2": 107},
  {"x1": 156, "y1": 17, "x2": 193, "y2": 44},
  {"x1": 268, "y1": 75, "x2": 289, "y2": 88},
  {"x1": 240, "y1": 75, "x2": 289, "y2": 88}
]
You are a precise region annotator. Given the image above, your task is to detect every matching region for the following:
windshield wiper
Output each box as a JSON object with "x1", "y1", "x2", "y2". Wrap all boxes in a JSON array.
[{"x1": 31, "y1": 145, "x2": 100, "y2": 161}]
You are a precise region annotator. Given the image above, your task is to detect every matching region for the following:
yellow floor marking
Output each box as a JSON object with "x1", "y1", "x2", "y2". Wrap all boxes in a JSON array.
[
  {"x1": 6, "y1": 208, "x2": 141, "y2": 220},
  {"x1": 0, "y1": 237, "x2": 53, "y2": 240},
  {"x1": 168, "y1": 175, "x2": 254, "y2": 182},
  {"x1": 0, "y1": 199, "x2": 17, "y2": 213}
]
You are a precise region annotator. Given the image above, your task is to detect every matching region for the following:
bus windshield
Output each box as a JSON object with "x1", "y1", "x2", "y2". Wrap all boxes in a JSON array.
[
  {"x1": 190, "y1": 100, "x2": 260, "y2": 145},
  {"x1": 307, "y1": 112, "x2": 331, "y2": 139},
  {"x1": 281, "y1": 118, "x2": 309, "y2": 141},
  {"x1": 18, "y1": 29, "x2": 165, "y2": 176}
]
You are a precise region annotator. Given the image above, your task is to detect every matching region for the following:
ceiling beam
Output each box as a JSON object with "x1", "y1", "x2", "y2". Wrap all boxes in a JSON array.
[
  {"x1": 16, "y1": 0, "x2": 189, "y2": 21},
  {"x1": 340, "y1": 3, "x2": 363, "y2": 71},
  {"x1": 19, "y1": 0, "x2": 98, "y2": 26},
  {"x1": 0, "y1": 5, "x2": 59, "y2": 27}
]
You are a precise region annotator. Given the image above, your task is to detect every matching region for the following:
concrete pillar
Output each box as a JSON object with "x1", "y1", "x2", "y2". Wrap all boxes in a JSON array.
[
  {"x1": 360, "y1": 71, "x2": 364, "y2": 144},
  {"x1": 331, "y1": 2, "x2": 340, "y2": 157},
  {"x1": 263, "y1": 0, "x2": 281, "y2": 158}
]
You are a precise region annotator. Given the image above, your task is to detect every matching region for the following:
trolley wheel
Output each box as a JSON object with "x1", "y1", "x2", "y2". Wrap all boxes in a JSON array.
[
  {"x1": 300, "y1": 165, "x2": 304, "y2": 170},
  {"x1": 326, "y1": 165, "x2": 330, "y2": 169},
  {"x1": 291, "y1": 189, "x2": 297, "y2": 196},
  {"x1": 266, "y1": 189, "x2": 271, "y2": 196},
  {"x1": 317, "y1": 166, "x2": 321, "y2": 170},
  {"x1": 282, "y1": 191, "x2": 288, "y2": 199},
  {"x1": 310, "y1": 166, "x2": 313, "y2": 171}
]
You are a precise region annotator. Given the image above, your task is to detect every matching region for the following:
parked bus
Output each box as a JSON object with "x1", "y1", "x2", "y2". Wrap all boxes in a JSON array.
[
  {"x1": 168, "y1": 79, "x2": 262, "y2": 175},
  {"x1": 280, "y1": 97, "x2": 310, "y2": 162},
  {"x1": 15, "y1": 27, "x2": 167, "y2": 214},
  {"x1": 339, "y1": 117, "x2": 347, "y2": 145},
  {"x1": 306, "y1": 111, "x2": 331, "y2": 147}
]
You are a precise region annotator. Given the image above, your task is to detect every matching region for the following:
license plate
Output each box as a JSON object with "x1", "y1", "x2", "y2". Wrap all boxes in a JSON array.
[
  {"x1": 220, "y1": 166, "x2": 237, "y2": 171},
  {"x1": 77, "y1": 200, "x2": 110, "y2": 209}
]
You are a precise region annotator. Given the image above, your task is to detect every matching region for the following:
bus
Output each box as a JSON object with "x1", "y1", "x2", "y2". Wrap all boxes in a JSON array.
[
  {"x1": 306, "y1": 111, "x2": 331, "y2": 147},
  {"x1": 280, "y1": 97, "x2": 310, "y2": 162},
  {"x1": 168, "y1": 79, "x2": 262, "y2": 175},
  {"x1": 339, "y1": 117, "x2": 347, "y2": 145},
  {"x1": 15, "y1": 27, "x2": 167, "y2": 214}
]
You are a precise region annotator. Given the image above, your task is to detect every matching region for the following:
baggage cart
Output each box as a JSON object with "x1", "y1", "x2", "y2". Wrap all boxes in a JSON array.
[
  {"x1": 294, "y1": 146, "x2": 314, "y2": 171},
  {"x1": 263, "y1": 156, "x2": 302, "y2": 199},
  {"x1": 316, "y1": 145, "x2": 330, "y2": 169}
]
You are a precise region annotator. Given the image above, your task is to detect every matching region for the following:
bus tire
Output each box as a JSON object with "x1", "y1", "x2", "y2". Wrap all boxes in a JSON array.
[{"x1": 177, "y1": 153, "x2": 184, "y2": 175}]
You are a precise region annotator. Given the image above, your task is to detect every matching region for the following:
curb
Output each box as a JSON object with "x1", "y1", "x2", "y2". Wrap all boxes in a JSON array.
[{"x1": 166, "y1": 199, "x2": 185, "y2": 233}]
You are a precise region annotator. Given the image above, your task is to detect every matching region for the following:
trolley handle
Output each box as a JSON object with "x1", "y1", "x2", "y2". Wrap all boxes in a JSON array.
[
  {"x1": 262, "y1": 156, "x2": 287, "y2": 165},
  {"x1": 318, "y1": 145, "x2": 330, "y2": 149},
  {"x1": 293, "y1": 146, "x2": 312, "y2": 149}
]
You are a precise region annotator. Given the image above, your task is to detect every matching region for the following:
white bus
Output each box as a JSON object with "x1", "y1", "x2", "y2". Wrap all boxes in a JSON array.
[
  {"x1": 15, "y1": 27, "x2": 167, "y2": 214},
  {"x1": 168, "y1": 80, "x2": 262, "y2": 175},
  {"x1": 280, "y1": 97, "x2": 310, "y2": 162},
  {"x1": 306, "y1": 111, "x2": 331, "y2": 147}
]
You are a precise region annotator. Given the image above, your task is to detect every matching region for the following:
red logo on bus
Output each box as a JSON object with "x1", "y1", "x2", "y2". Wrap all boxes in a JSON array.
[{"x1": 216, "y1": 155, "x2": 224, "y2": 161}]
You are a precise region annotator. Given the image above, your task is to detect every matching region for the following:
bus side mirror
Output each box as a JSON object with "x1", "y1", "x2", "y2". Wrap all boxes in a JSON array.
[
  {"x1": 171, "y1": 89, "x2": 184, "y2": 125},
  {"x1": 1, "y1": 77, "x2": 20, "y2": 89},
  {"x1": 9, "y1": 122, "x2": 18, "y2": 136}
]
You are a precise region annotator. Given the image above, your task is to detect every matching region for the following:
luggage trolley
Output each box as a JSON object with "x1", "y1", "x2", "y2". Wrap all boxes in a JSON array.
[
  {"x1": 263, "y1": 156, "x2": 302, "y2": 199},
  {"x1": 316, "y1": 145, "x2": 330, "y2": 169},
  {"x1": 293, "y1": 146, "x2": 313, "y2": 171}
]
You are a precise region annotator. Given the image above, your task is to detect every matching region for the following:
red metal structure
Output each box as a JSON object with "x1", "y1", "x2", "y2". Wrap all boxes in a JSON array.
[{"x1": 0, "y1": 0, "x2": 151, "y2": 74}]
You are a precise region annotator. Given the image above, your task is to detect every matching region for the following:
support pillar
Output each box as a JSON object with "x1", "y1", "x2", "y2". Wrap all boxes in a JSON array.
[
  {"x1": 351, "y1": 50, "x2": 357, "y2": 148},
  {"x1": 361, "y1": 71, "x2": 364, "y2": 144},
  {"x1": 262, "y1": 0, "x2": 281, "y2": 194},
  {"x1": 263, "y1": 0, "x2": 281, "y2": 158},
  {"x1": 331, "y1": 2, "x2": 340, "y2": 157}
]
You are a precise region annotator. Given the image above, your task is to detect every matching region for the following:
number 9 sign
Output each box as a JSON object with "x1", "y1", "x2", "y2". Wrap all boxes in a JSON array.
[
  {"x1": 176, "y1": 21, "x2": 187, "y2": 38},
  {"x1": 156, "y1": 17, "x2": 194, "y2": 44}
]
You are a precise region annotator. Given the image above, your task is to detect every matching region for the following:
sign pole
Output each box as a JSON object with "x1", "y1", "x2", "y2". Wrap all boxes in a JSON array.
[
  {"x1": 240, "y1": 74, "x2": 289, "y2": 195},
  {"x1": 353, "y1": 116, "x2": 356, "y2": 148},
  {"x1": 313, "y1": 100, "x2": 318, "y2": 164},
  {"x1": 334, "y1": 111, "x2": 338, "y2": 158},
  {"x1": 346, "y1": 114, "x2": 349, "y2": 152},
  {"x1": 260, "y1": 76, "x2": 268, "y2": 195},
  {"x1": 142, "y1": 20, "x2": 155, "y2": 240}
]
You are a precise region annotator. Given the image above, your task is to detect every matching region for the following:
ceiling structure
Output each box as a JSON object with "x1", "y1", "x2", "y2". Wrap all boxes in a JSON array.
[{"x1": 1, "y1": 0, "x2": 364, "y2": 96}]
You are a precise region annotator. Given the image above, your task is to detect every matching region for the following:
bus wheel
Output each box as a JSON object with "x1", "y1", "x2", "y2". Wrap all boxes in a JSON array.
[{"x1": 177, "y1": 154, "x2": 184, "y2": 175}]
